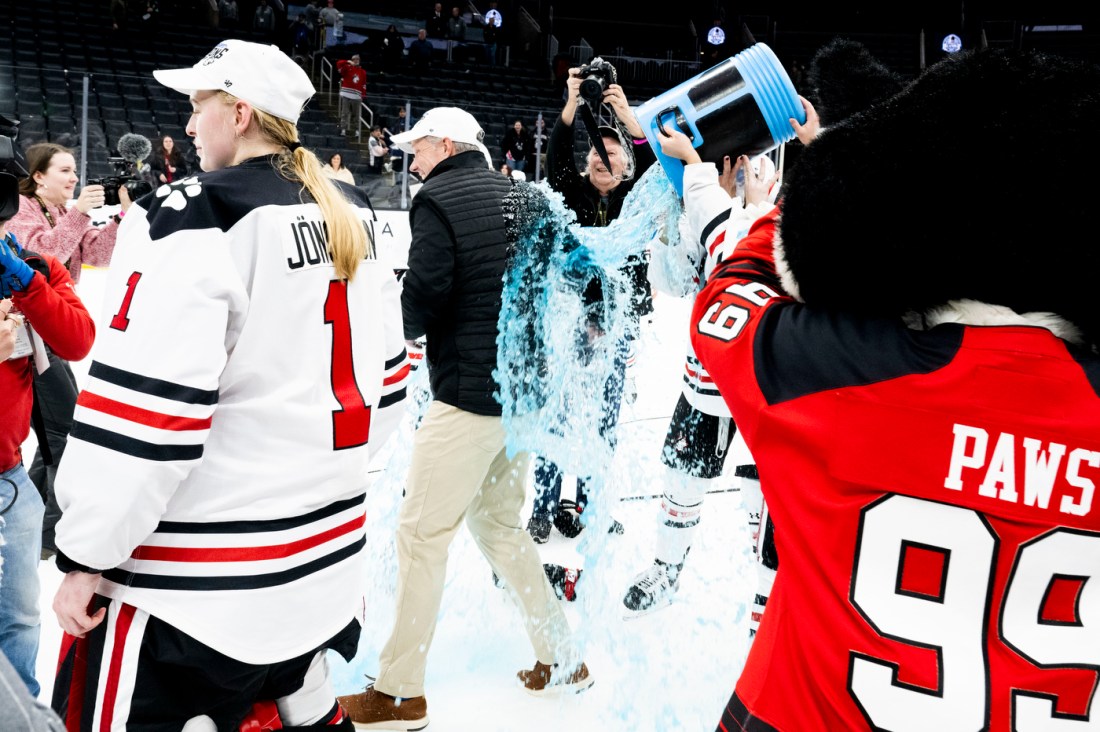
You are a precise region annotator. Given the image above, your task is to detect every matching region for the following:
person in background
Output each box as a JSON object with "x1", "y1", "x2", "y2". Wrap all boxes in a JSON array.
[
  {"x1": 530, "y1": 116, "x2": 548, "y2": 180},
  {"x1": 8, "y1": 142, "x2": 131, "y2": 560},
  {"x1": 252, "y1": 0, "x2": 275, "y2": 35},
  {"x1": 501, "y1": 118, "x2": 531, "y2": 172},
  {"x1": 149, "y1": 134, "x2": 190, "y2": 185},
  {"x1": 289, "y1": 14, "x2": 313, "y2": 59},
  {"x1": 0, "y1": 169, "x2": 95, "y2": 699},
  {"x1": 528, "y1": 66, "x2": 656, "y2": 544},
  {"x1": 381, "y1": 23, "x2": 405, "y2": 74},
  {"x1": 482, "y1": 4, "x2": 500, "y2": 66},
  {"x1": 109, "y1": 0, "x2": 126, "y2": 31},
  {"x1": 218, "y1": 0, "x2": 238, "y2": 28},
  {"x1": 302, "y1": 0, "x2": 320, "y2": 32},
  {"x1": 447, "y1": 5, "x2": 466, "y2": 41},
  {"x1": 336, "y1": 107, "x2": 593, "y2": 730},
  {"x1": 50, "y1": 39, "x2": 408, "y2": 729},
  {"x1": 318, "y1": 0, "x2": 339, "y2": 28},
  {"x1": 336, "y1": 53, "x2": 366, "y2": 137},
  {"x1": 383, "y1": 106, "x2": 411, "y2": 172},
  {"x1": 408, "y1": 28, "x2": 433, "y2": 72},
  {"x1": 425, "y1": 1, "x2": 446, "y2": 39},
  {"x1": 367, "y1": 125, "x2": 390, "y2": 175},
  {"x1": 323, "y1": 151, "x2": 355, "y2": 185}
]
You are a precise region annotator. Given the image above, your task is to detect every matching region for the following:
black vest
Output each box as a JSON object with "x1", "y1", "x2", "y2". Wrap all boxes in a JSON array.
[{"x1": 417, "y1": 152, "x2": 513, "y2": 415}]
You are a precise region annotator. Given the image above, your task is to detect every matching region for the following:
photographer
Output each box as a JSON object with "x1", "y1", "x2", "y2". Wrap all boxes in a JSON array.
[
  {"x1": 8, "y1": 142, "x2": 131, "y2": 557},
  {"x1": 549, "y1": 64, "x2": 653, "y2": 221},
  {"x1": 0, "y1": 170, "x2": 95, "y2": 698},
  {"x1": 548, "y1": 63, "x2": 656, "y2": 322},
  {"x1": 9, "y1": 143, "x2": 130, "y2": 287},
  {"x1": 527, "y1": 63, "x2": 657, "y2": 543}
]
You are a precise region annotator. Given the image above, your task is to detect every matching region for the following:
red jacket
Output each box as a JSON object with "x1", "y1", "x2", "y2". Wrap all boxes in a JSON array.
[
  {"x1": 1, "y1": 254, "x2": 95, "y2": 470},
  {"x1": 336, "y1": 60, "x2": 366, "y2": 98}
]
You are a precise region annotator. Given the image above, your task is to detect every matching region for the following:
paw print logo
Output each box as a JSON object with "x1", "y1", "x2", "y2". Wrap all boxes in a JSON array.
[{"x1": 155, "y1": 177, "x2": 203, "y2": 211}]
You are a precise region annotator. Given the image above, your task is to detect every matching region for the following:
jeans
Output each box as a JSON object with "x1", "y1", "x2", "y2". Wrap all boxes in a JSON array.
[
  {"x1": 0, "y1": 463, "x2": 44, "y2": 697},
  {"x1": 531, "y1": 336, "x2": 627, "y2": 521}
]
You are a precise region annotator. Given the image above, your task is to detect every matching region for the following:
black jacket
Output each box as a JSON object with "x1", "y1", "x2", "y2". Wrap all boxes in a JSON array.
[
  {"x1": 546, "y1": 116, "x2": 656, "y2": 226},
  {"x1": 148, "y1": 151, "x2": 189, "y2": 184},
  {"x1": 546, "y1": 116, "x2": 656, "y2": 320},
  {"x1": 401, "y1": 151, "x2": 513, "y2": 415}
]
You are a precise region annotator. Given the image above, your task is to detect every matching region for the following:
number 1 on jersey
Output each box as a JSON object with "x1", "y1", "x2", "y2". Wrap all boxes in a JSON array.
[
  {"x1": 110, "y1": 271, "x2": 143, "y2": 331},
  {"x1": 325, "y1": 280, "x2": 371, "y2": 450}
]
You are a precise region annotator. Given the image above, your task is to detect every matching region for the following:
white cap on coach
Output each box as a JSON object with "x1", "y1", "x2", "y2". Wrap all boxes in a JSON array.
[
  {"x1": 153, "y1": 40, "x2": 315, "y2": 124},
  {"x1": 390, "y1": 107, "x2": 493, "y2": 168}
]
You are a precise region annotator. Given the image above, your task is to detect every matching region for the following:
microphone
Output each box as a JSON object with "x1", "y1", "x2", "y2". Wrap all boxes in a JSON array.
[{"x1": 117, "y1": 133, "x2": 153, "y2": 164}]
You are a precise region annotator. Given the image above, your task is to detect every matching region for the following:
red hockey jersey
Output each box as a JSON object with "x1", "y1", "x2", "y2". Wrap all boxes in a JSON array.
[{"x1": 692, "y1": 209, "x2": 1100, "y2": 731}]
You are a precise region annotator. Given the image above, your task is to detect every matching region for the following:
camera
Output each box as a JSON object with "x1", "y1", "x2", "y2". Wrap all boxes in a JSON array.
[
  {"x1": 0, "y1": 135, "x2": 21, "y2": 221},
  {"x1": 89, "y1": 157, "x2": 153, "y2": 207},
  {"x1": 577, "y1": 58, "x2": 616, "y2": 107}
]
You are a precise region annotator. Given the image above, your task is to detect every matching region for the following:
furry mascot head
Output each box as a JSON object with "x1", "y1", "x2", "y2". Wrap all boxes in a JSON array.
[
  {"x1": 805, "y1": 38, "x2": 905, "y2": 128},
  {"x1": 777, "y1": 48, "x2": 1100, "y2": 348}
]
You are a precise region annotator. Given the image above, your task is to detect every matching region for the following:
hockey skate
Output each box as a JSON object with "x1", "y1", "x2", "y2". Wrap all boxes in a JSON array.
[
  {"x1": 543, "y1": 563, "x2": 582, "y2": 602},
  {"x1": 553, "y1": 499, "x2": 624, "y2": 539},
  {"x1": 622, "y1": 559, "x2": 682, "y2": 618},
  {"x1": 527, "y1": 515, "x2": 552, "y2": 544}
]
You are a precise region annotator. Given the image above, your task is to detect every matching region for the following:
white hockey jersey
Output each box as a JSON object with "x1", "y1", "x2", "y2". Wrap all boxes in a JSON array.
[
  {"x1": 648, "y1": 162, "x2": 774, "y2": 417},
  {"x1": 55, "y1": 157, "x2": 409, "y2": 664}
]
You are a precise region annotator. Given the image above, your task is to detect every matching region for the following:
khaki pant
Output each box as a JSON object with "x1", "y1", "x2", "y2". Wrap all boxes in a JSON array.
[{"x1": 375, "y1": 401, "x2": 572, "y2": 698}]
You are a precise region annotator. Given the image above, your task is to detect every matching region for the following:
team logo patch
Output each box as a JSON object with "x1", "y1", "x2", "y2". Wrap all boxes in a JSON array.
[
  {"x1": 201, "y1": 45, "x2": 228, "y2": 66},
  {"x1": 155, "y1": 177, "x2": 203, "y2": 211}
]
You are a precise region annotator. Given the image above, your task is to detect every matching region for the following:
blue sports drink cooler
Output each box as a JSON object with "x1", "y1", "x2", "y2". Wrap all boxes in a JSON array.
[{"x1": 634, "y1": 43, "x2": 805, "y2": 196}]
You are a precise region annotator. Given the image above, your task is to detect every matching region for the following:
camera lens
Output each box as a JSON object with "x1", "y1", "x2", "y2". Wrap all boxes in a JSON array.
[{"x1": 580, "y1": 77, "x2": 604, "y2": 104}]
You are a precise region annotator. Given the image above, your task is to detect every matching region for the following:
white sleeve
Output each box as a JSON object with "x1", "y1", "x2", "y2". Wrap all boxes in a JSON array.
[
  {"x1": 371, "y1": 268, "x2": 409, "y2": 451},
  {"x1": 682, "y1": 163, "x2": 775, "y2": 282},
  {"x1": 54, "y1": 204, "x2": 245, "y2": 571},
  {"x1": 647, "y1": 212, "x2": 701, "y2": 298}
]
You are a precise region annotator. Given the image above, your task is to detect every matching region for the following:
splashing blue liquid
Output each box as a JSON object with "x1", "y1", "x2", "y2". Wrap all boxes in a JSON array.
[{"x1": 495, "y1": 165, "x2": 683, "y2": 479}]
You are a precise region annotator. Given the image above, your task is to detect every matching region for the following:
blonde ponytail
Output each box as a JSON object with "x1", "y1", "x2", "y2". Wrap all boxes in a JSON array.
[
  {"x1": 283, "y1": 144, "x2": 372, "y2": 281},
  {"x1": 220, "y1": 92, "x2": 373, "y2": 281}
]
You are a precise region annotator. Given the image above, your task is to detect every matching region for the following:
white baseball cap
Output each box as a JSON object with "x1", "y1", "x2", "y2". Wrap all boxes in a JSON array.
[
  {"x1": 153, "y1": 40, "x2": 315, "y2": 124},
  {"x1": 390, "y1": 107, "x2": 492, "y2": 168}
]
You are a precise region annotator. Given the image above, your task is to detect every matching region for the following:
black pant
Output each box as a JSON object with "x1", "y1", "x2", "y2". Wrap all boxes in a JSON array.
[
  {"x1": 28, "y1": 350, "x2": 78, "y2": 553},
  {"x1": 55, "y1": 597, "x2": 360, "y2": 731}
]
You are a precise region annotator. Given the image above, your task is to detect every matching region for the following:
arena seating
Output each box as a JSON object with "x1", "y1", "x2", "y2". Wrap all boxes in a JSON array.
[{"x1": 3, "y1": 1, "x2": 1096, "y2": 207}]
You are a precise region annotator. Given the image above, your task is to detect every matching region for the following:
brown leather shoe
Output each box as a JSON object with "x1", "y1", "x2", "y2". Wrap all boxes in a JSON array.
[
  {"x1": 336, "y1": 686, "x2": 429, "y2": 730},
  {"x1": 517, "y1": 660, "x2": 594, "y2": 696}
]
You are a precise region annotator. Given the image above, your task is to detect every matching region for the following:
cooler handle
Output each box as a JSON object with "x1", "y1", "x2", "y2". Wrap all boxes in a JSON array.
[{"x1": 655, "y1": 106, "x2": 695, "y2": 142}]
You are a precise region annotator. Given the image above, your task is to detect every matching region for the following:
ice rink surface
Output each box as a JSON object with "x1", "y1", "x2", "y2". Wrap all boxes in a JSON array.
[{"x1": 31, "y1": 264, "x2": 758, "y2": 732}]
